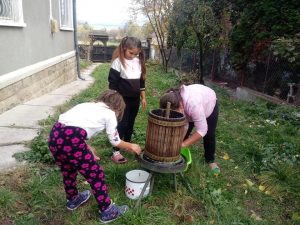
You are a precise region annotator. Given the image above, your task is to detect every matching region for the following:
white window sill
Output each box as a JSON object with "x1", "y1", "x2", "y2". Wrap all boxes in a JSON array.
[
  {"x1": 60, "y1": 27, "x2": 74, "y2": 31},
  {"x1": 0, "y1": 21, "x2": 27, "y2": 27}
]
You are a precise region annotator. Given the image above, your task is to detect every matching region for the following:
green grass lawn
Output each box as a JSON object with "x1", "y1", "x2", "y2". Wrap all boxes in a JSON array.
[
  {"x1": 79, "y1": 59, "x2": 92, "y2": 70},
  {"x1": 1, "y1": 63, "x2": 299, "y2": 225}
]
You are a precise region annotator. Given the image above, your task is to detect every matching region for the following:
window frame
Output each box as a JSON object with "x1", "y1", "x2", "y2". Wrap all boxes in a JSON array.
[
  {"x1": 0, "y1": 0, "x2": 26, "y2": 27},
  {"x1": 59, "y1": 0, "x2": 73, "y2": 31}
]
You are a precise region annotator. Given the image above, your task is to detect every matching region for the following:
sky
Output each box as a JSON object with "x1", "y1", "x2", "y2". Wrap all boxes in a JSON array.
[{"x1": 76, "y1": 0, "x2": 143, "y2": 29}]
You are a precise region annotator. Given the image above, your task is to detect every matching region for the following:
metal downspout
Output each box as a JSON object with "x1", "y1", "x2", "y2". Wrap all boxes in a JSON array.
[{"x1": 73, "y1": 0, "x2": 85, "y2": 80}]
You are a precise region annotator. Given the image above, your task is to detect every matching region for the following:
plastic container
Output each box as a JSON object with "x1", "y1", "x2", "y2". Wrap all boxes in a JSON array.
[{"x1": 181, "y1": 147, "x2": 192, "y2": 171}]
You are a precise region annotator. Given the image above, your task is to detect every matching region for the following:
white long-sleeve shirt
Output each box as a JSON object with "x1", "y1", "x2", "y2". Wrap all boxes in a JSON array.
[{"x1": 58, "y1": 102, "x2": 121, "y2": 146}]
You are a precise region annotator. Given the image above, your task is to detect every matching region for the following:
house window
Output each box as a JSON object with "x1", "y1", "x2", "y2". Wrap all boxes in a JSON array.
[
  {"x1": 59, "y1": 0, "x2": 73, "y2": 30},
  {"x1": 0, "y1": 0, "x2": 26, "y2": 27}
]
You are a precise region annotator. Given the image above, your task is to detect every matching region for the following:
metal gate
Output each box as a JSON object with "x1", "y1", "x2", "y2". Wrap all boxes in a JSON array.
[{"x1": 90, "y1": 46, "x2": 116, "y2": 62}]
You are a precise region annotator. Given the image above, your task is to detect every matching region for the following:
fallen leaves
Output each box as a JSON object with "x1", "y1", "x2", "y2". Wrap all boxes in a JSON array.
[
  {"x1": 258, "y1": 185, "x2": 266, "y2": 191},
  {"x1": 222, "y1": 153, "x2": 230, "y2": 160},
  {"x1": 250, "y1": 210, "x2": 263, "y2": 221},
  {"x1": 245, "y1": 179, "x2": 254, "y2": 187},
  {"x1": 243, "y1": 179, "x2": 272, "y2": 196}
]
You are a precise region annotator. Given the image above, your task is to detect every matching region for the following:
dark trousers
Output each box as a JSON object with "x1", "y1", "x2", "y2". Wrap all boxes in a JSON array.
[
  {"x1": 184, "y1": 102, "x2": 219, "y2": 163},
  {"x1": 117, "y1": 96, "x2": 140, "y2": 142}
]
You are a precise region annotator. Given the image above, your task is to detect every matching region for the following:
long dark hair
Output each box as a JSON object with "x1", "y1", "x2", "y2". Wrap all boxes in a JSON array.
[
  {"x1": 96, "y1": 90, "x2": 125, "y2": 121},
  {"x1": 111, "y1": 36, "x2": 146, "y2": 80},
  {"x1": 159, "y1": 88, "x2": 182, "y2": 110}
]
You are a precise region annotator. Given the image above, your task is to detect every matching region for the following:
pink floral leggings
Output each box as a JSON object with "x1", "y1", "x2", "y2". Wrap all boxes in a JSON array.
[{"x1": 48, "y1": 122, "x2": 111, "y2": 211}]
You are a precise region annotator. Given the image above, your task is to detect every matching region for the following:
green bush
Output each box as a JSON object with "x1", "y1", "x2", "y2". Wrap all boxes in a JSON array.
[{"x1": 15, "y1": 132, "x2": 54, "y2": 164}]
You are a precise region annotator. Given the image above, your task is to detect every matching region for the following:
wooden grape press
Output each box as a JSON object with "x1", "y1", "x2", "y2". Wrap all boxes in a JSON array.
[{"x1": 135, "y1": 103, "x2": 194, "y2": 208}]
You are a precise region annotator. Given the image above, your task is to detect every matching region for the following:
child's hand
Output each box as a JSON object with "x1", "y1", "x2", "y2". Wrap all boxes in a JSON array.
[
  {"x1": 130, "y1": 144, "x2": 142, "y2": 155},
  {"x1": 141, "y1": 98, "x2": 147, "y2": 110},
  {"x1": 117, "y1": 141, "x2": 141, "y2": 155},
  {"x1": 88, "y1": 145, "x2": 100, "y2": 160}
]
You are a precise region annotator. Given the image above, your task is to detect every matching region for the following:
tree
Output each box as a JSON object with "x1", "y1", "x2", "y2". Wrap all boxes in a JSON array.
[
  {"x1": 169, "y1": 0, "x2": 220, "y2": 83},
  {"x1": 107, "y1": 29, "x2": 119, "y2": 40},
  {"x1": 229, "y1": 0, "x2": 300, "y2": 85},
  {"x1": 77, "y1": 21, "x2": 93, "y2": 44},
  {"x1": 122, "y1": 20, "x2": 145, "y2": 40},
  {"x1": 132, "y1": 0, "x2": 173, "y2": 72},
  {"x1": 141, "y1": 22, "x2": 153, "y2": 40}
]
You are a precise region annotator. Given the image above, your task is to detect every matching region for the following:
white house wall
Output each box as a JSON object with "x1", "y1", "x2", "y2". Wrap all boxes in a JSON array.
[
  {"x1": 0, "y1": 0, "x2": 77, "y2": 113},
  {"x1": 0, "y1": 0, "x2": 75, "y2": 75}
]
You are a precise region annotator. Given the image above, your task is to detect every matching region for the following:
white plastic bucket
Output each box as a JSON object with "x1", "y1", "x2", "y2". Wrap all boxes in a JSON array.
[{"x1": 125, "y1": 170, "x2": 150, "y2": 200}]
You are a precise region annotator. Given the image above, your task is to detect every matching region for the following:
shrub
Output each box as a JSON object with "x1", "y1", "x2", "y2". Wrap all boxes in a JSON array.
[{"x1": 15, "y1": 132, "x2": 54, "y2": 164}]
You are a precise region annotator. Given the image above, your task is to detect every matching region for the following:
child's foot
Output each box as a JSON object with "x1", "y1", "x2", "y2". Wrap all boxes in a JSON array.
[
  {"x1": 209, "y1": 162, "x2": 221, "y2": 175},
  {"x1": 66, "y1": 190, "x2": 91, "y2": 211},
  {"x1": 99, "y1": 202, "x2": 129, "y2": 224},
  {"x1": 111, "y1": 151, "x2": 127, "y2": 164}
]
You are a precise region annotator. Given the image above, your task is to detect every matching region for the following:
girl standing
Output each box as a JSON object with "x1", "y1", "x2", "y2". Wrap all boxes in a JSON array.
[
  {"x1": 159, "y1": 84, "x2": 220, "y2": 174},
  {"x1": 48, "y1": 90, "x2": 141, "y2": 223},
  {"x1": 108, "y1": 36, "x2": 147, "y2": 164}
]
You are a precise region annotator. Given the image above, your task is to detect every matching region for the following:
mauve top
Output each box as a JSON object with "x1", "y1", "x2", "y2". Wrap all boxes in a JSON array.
[{"x1": 180, "y1": 84, "x2": 217, "y2": 137}]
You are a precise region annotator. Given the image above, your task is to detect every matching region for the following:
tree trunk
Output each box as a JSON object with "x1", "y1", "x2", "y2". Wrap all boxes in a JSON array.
[
  {"x1": 192, "y1": 50, "x2": 197, "y2": 73},
  {"x1": 239, "y1": 68, "x2": 245, "y2": 87},
  {"x1": 199, "y1": 43, "x2": 204, "y2": 84},
  {"x1": 164, "y1": 47, "x2": 173, "y2": 73},
  {"x1": 210, "y1": 48, "x2": 216, "y2": 81},
  {"x1": 196, "y1": 32, "x2": 204, "y2": 84}
]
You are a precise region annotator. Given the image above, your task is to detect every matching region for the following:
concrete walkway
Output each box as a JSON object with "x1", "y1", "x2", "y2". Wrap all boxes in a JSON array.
[{"x1": 0, "y1": 63, "x2": 99, "y2": 171}]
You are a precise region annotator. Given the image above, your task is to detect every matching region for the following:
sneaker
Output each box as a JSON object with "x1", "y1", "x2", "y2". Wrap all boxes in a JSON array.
[
  {"x1": 111, "y1": 151, "x2": 127, "y2": 164},
  {"x1": 99, "y1": 203, "x2": 129, "y2": 224},
  {"x1": 209, "y1": 163, "x2": 221, "y2": 176},
  {"x1": 66, "y1": 190, "x2": 91, "y2": 211}
]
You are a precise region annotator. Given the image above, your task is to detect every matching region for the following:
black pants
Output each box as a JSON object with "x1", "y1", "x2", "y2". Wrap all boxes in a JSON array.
[
  {"x1": 184, "y1": 102, "x2": 219, "y2": 163},
  {"x1": 117, "y1": 96, "x2": 140, "y2": 142}
]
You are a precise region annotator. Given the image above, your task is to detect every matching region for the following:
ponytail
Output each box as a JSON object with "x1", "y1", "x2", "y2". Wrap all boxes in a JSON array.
[{"x1": 139, "y1": 50, "x2": 146, "y2": 80}]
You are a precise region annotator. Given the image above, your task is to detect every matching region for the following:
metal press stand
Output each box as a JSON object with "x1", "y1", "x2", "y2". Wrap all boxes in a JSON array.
[{"x1": 135, "y1": 152, "x2": 194, "y2": 209}]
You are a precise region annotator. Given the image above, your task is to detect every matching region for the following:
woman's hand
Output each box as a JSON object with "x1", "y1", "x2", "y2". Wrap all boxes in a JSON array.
[
  {"x1": 182, "y1": 132, "x2": 202, "y2": 147},
  {"x1": 181, "y1": 142, "x2": 188, "y2": 148}
]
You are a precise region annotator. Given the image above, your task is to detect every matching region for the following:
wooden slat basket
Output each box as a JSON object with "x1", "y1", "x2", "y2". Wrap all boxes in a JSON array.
[{"x1": 144, "y1": 108, "x2": 186, "y2": 162}]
